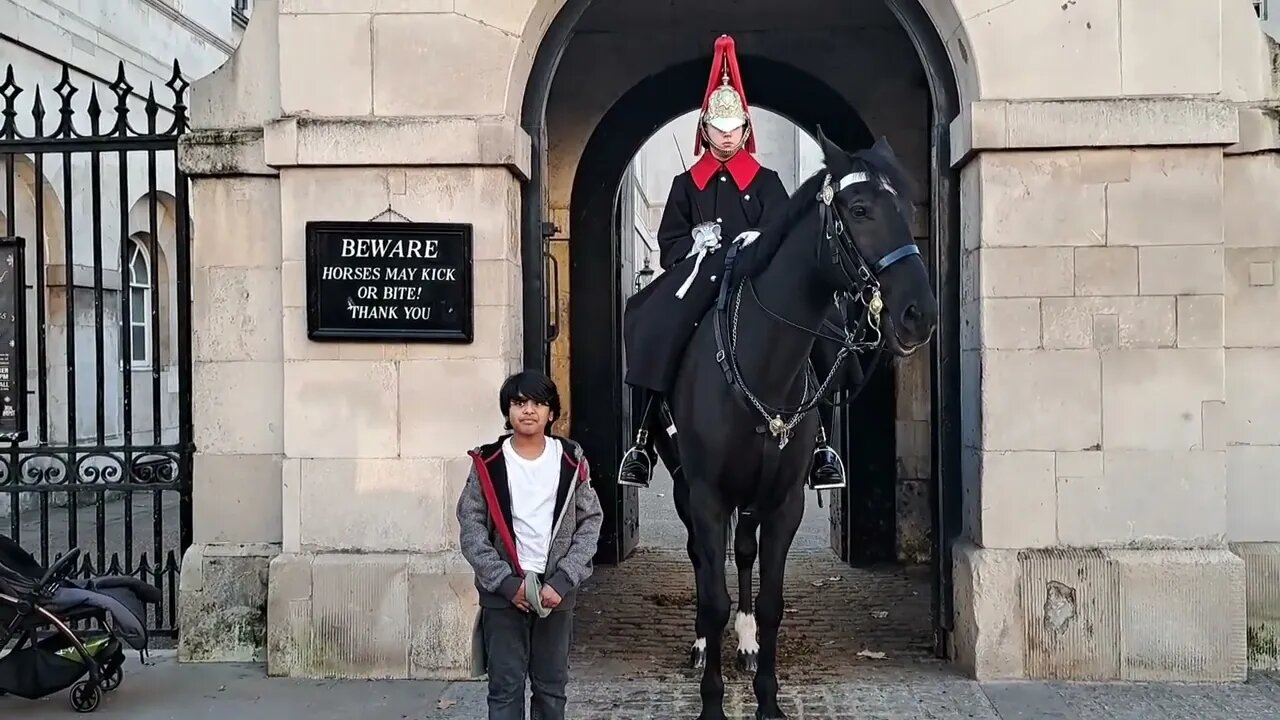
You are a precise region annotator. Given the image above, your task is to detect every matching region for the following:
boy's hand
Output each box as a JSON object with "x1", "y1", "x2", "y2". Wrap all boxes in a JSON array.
[
  {"x1": 540, "y1": 585, "x2": 562, "y2": 609},
  {"x1": 513, "y1": 579, "x2": 531, "y2": 612}
]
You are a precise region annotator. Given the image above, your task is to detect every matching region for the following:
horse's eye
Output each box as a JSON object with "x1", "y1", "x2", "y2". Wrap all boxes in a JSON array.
[{"x1": 850, "y1": 205, "x2": 868, "y2": 219}]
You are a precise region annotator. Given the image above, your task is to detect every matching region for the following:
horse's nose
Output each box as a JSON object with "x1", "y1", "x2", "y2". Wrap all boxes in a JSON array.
[{"x1": 899, "y1": 302, "x2": 935, "y2": 339}]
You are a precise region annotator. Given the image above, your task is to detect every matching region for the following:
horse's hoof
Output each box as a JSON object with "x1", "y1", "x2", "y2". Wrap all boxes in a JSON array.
[
  {"x1": 697, "y1": 711, "x2": 728, "y2": 720},
  {"x1": 735, "y1": 649, "x2": 758, "y2": 674},
  {"x1": 689, "y1": 646, "x2": 706, "y2": 669},
  {"x1": 755, "y1": 707, "x2": 787, "y2": 720}
]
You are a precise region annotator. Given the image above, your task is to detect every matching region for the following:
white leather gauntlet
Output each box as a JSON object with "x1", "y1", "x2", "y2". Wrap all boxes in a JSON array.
[{"x1": 687, "y1": 221, "x2": 723, "y2": 257}]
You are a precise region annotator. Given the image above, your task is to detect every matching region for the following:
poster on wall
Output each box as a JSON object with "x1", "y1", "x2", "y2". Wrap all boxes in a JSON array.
[
  {"x1": 305, "y1": 221, "x2": 474, "y2": 343},
  {"x1": 0, "y1": 237, "x2": 27, "y2": 442}
]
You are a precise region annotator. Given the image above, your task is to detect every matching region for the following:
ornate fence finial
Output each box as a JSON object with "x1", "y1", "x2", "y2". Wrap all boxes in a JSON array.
[
  {"x1": 164, "y1": 60, "x2": 189, "y2": 135},
  {"x1": 52, "y1": 64, "x2": 78, "y2": 138},
  {"x1": 109, "y1": 61, "x2": 134, "y2": 136},
  {"x1": 0, "y1": 61, "x2": 189, "y2": 142},
  {"x1": 1, "y1": 65, "x2": 21, "y2": 139}
]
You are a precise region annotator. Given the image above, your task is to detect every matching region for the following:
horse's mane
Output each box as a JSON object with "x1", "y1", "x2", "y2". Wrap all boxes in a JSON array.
[
  {"x1": 736, "y1": 144, "x2": 916, "y2": 286},
  {"x1": 772, "y1": 170, "x2": 830, "y2": 235}
]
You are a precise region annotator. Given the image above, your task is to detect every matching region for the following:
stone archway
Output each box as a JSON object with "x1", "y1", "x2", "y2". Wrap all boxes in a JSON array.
[
  {"x1": 562, "y1": 56, "x2": 883, "y2": 566},
  {"x1": 521, "y1": 0, "x2": 965, "y2": 660}
]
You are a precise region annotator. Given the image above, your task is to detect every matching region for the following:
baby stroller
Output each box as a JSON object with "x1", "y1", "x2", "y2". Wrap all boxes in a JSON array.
[{"x1": 0, "y1": 534, "x2": 161, "y2": 712}]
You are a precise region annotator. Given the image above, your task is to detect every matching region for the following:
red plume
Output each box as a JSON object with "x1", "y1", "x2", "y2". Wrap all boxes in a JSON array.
[{"x1": 694, "y1": 34, "x2": 755, "y2": 156}]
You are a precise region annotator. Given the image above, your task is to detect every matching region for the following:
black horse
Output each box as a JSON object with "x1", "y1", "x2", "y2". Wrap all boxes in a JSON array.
[{"x1": 653, "y1": 129, "x2": 938, "y2": 720}]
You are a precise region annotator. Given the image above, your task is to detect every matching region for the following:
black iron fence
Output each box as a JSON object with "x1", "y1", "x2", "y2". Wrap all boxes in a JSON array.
[{"x1": 0, "y1": 59, "x2": 193, "y2": 638}]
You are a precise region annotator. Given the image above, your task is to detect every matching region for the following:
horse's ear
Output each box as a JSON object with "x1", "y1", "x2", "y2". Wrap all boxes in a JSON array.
[
  {"x1": 871, "y1": 135, "x2": 898, "y2": 161},
  {"x1": 814, "y1": 125, "x2": 848, "y2": 171}
]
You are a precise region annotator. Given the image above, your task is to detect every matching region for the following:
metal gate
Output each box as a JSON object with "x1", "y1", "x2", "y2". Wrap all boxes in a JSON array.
[{"x1": 0, "y1": 60, "x2": 193, "y2": 638}]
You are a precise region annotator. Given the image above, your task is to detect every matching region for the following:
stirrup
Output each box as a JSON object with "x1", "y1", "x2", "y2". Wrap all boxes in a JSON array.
[
  {"x1": 808, "y1": 445, "x2": 847, "y2": 491},
  {"x1": 616, "y1": 445, "x2": 653, "y2": 488}
]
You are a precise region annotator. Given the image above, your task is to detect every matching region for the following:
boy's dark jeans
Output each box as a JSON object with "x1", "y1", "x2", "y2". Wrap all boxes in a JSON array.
[{"x1": 481, "y1": 603, "x2": 574, "y2": 720}]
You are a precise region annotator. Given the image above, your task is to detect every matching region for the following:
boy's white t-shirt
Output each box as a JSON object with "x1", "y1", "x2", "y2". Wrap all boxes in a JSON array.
[{"x1": 502, "y1": 436, "x2": 561, "y2": 575}]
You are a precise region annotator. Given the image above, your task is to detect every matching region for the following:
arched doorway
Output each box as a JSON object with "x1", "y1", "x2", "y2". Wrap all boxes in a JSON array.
[
  {"x1": 520, "y1": 0, "x2": 963, "y2": 657},
  {"x1": 566, "y1": 55, "x2": 884, "y2": 563}
]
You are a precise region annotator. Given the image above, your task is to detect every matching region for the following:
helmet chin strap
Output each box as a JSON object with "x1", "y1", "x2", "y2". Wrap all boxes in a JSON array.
[{"x1": 702, "y1": 121, "x2": 751, "y2": 159}]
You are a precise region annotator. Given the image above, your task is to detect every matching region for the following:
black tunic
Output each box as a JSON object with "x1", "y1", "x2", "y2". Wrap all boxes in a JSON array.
[{"x1": 622, "y1": 161, "x2": 789, "y2": 393}]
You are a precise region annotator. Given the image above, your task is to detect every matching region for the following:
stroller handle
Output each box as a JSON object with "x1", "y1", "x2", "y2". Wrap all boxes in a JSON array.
[{"x1": 37, "y1": 547, "x2": 81, "y2": 594}]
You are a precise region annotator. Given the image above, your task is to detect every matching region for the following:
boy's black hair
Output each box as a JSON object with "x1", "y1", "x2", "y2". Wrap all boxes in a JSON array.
[{"x1": 499, "y1": 370, "x2": 561, "y2": 432}]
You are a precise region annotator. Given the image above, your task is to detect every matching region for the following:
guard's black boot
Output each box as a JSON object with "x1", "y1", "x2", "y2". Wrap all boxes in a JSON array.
[
  {"x1": 617, "y1": 397, "x2": 656, "y2": 488},
  {"x1": 808, "y1": 426, "x2": 846, "y2": 491}
]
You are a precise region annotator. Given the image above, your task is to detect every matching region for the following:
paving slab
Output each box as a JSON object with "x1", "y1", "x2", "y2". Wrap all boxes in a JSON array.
[
  {"x1": 5, "y1": 653, "x2": 1280, "y2": 719},
  {"x1": 0, "y1": 654, "x2": 448, "y2": 719},
  {"x1": 982, "y1": 678, "x2": 1280, "y2": 720}
]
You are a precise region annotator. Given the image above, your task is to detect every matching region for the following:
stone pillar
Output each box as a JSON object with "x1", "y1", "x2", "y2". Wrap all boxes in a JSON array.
[
  {"x1": 1223, "y1": 106, "x2": 1280, "y2": 671},
  {"x1": 951, "y1": 98, "x2": 1249, "y2": 681},
  {"x1": 175, "y1": 0, "x2": 530, "y2": 679},
  {"x1": 264, "y1": 140, "x2": 525, "y2": 678},
  {"x1": 176, "y1": 3, "x2": 286, "y2": 663},
  {"x1": 941, "y1": 0, "x2": 1280, "y2": 682}
]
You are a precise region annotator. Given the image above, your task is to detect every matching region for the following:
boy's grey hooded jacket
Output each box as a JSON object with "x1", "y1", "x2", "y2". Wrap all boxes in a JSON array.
[{"x1": 456, "y1": 434, "x2": 603, "y2": 676}]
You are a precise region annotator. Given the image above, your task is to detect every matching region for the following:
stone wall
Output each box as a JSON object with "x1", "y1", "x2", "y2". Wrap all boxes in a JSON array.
[{"x1": 174, "y1": 0, "x2": 1280, "y2": 683}]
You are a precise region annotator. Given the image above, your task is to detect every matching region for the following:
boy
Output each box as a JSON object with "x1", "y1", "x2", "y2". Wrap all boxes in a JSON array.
[{"x1": 457, "y1": 370, "x2": 603, "y2": 720}]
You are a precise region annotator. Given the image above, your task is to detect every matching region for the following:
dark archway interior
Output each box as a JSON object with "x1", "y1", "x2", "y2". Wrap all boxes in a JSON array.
[
  {"x1": 565, "y1": 56, "x2": 896, "y2": 567},
  {"x1": 521, "y1": 0, "x2": 964, "y2": 656}
]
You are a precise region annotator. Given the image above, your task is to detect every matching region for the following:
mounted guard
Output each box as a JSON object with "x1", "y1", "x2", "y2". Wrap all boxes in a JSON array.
[{"x1": 618, "y1": 34, "x2": 848, "y2": 492}]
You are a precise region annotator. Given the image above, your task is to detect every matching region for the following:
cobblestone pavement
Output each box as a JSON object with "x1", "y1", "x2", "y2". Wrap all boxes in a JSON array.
[
  {"x1": 431, "y1": 672, "x2": 1280, "y2": 719},
  {"x1": 437, "y1": 671, "x2": 999, "y2": 719},
  {"x1": 570, "y1": 547, "x2": 937, "y2": 682}
]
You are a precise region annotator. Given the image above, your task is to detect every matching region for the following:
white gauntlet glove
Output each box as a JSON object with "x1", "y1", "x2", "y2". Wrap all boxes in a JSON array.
[
  {"x1": 687, "y1": 221, "x2": 723, "y2": 257},
  {"x1": 675, "y1": 221, "x2": 724, "y2": 299}
]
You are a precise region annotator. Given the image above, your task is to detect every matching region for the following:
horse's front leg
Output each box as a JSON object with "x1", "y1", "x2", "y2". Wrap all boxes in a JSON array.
[
  {"x1": 672, "y1": 469, "x2": 708, "y2": 669},
  {"x1": 662, "y1": 431, "x2": 707, "y2": 669},
  {"x1": 734, "y1": 513, "x2": 761, "y2": 673},
  {"x1": 690, "y1": 490, "x2": 733, "y2": 720},
  {"x1": 753, "y1": 487, "x2": 805, "y2": 720}
]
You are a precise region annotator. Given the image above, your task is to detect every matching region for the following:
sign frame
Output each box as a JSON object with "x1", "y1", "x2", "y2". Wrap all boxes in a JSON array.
[
  {"x1": 304, "y1": 220, "x2": 475, "y2": 343},
  {"x1": 0, "y1": 236, "x2": 27, "y2": 443}
]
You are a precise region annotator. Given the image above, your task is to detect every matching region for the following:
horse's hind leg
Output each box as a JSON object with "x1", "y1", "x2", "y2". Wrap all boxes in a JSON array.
[
  {"x1": 733, "y1": 513, "x2": 760, "y2": 674},
  {"x1": 753, "y1": 489, "x2": 805, "y2": 720}
]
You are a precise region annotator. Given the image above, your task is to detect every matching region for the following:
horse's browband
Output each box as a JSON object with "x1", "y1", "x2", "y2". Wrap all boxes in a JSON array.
[{"x1": 836, "y1": 171, "x2": 895, "y2": 195}]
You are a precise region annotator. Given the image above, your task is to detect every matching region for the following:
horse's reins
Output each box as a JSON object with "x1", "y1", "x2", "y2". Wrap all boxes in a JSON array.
[{"x1": 712, "y1": 168, "x2": 921, "y2": 449}]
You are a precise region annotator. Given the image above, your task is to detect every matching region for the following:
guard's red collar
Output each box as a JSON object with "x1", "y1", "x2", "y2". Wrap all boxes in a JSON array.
[{"x1": 690, "y1": 150, "x2": 761, "y2": 191}]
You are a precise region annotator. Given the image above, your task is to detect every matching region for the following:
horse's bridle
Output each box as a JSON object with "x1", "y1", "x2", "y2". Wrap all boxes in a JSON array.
[
  {"x1": 711, "y1": 167, "x2": 922, "y2": 448},
  {"x1": 816, "y1": 169, "x2": 922, "y2": 323}
]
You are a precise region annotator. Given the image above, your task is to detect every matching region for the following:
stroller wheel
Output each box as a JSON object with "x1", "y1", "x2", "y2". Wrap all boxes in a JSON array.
[
  {"x1": 101, "y1": 665, "x2": 123, "y2": 692},
  {"x1": 70, "y1": 681, "x2": 101, "y2": 713}
]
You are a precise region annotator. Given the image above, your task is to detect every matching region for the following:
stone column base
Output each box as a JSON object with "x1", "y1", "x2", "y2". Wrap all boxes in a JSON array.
[
  {"x1": 950, "y1": 541, "x2": 1247, "y2": 681},
  {"x1": 266, "y1": 551, "x2": 478, "y2": 680},
  {"x1": 177, "y1": 543, "x2": 280, "y2": 662},
  {"x1": 1231, "y1": 542, "x2": 1280, "y2": 671}
]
